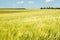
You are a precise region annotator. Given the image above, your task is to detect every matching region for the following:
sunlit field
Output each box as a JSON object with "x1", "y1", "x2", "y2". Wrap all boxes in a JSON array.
[{"x1": 0, "y1": 9, "x2": 60, "y2": 40}]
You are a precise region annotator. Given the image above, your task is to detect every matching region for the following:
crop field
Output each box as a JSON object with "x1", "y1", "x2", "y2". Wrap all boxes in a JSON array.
[{"x1": 0, "y1": 9, "x2": 60, "y2": 40}]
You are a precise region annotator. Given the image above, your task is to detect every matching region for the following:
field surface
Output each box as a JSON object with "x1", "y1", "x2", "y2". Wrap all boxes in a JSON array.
[{"x1": 0, "y1": 9, "x2": 60, "y2": 40}]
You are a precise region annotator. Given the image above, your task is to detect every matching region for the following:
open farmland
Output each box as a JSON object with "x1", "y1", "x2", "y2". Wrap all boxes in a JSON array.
[{"x1": 0, "y1": 9, "x2": 60, "y2": 40}]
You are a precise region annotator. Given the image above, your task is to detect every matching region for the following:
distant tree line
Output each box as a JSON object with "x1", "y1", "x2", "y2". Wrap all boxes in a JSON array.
[
  {"x1": 40, "y1": 7, "x2": 60, "y2": 9},
  {"x1": 0, "y1": 8, "x2": 26, "y2": 10}
]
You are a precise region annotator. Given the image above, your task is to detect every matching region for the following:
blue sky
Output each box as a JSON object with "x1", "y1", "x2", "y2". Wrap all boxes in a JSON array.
[{"x1": 0, "y1": 0, "x2": 60, "y2": 8}]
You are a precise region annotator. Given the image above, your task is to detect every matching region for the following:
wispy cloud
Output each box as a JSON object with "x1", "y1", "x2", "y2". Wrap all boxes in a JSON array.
[
  {"x1": 45, "y1": 0, "x2": 54, "y2": 3},
  {"x1": 17, "y1": 1, "x2": 24, "y2": 4},
  {"x1": 28, "y1": 1, "x2": 34, "y2": 4}
]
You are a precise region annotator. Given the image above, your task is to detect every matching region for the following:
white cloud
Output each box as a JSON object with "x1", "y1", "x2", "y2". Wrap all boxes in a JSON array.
[
  {"x1": 28, "y1": 1, "x2": 34, "y2": 4},
  {"x1": 45, "y1": 0, "x2": 54, "y2": 3},
  {"x1": 17, "y1": 1, "x2": 24, "y2": 4}
]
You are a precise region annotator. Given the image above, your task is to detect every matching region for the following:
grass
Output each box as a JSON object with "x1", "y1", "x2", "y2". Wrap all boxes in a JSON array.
[{"x1": 0, "y1": 9, "x2": 60, "y2": 40}]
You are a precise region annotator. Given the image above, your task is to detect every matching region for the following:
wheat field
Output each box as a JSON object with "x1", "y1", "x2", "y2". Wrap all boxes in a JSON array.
[{"x1": 0, "y1": 9, "x2": 60, "y2": 40}]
